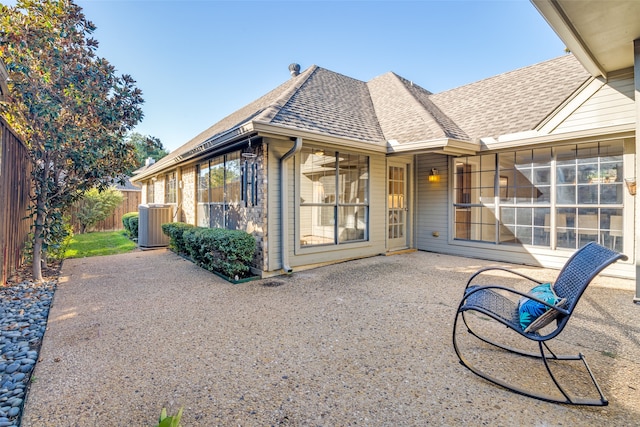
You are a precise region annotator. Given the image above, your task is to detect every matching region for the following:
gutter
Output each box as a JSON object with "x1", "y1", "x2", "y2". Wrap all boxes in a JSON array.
[{"x1": 280, "y1": 137, "x2": 302, "y2": 274}]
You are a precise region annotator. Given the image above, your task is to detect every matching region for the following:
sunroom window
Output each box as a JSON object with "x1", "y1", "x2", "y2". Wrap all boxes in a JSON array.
[
  {"x1": 453, "y1": 141, "x2": 624, "y2": 251},
  {"x1": 197, "y1": 151, "x2": 245, "y2": 229},
  {"x1": 299, "y1": 147, "x2": 368, "y2": 246}
]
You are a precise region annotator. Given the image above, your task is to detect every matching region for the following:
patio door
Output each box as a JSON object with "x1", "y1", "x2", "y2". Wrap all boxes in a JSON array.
[{"x1": 388, "y1": 162, "x2": 410, "y2": 251}]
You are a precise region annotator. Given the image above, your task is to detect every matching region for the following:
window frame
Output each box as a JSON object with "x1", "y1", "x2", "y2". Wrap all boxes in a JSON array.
[
  {"x1": 451, "y1": 141, "x2": 625, "y2": 251},
  {"x1": 297, "y1": 146, "x2": 370, "y2": 248}
]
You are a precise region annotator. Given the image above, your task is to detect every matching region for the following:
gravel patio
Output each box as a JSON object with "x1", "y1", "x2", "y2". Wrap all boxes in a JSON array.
[{"x1": 21, "y1": 249, "x2": 640, "y2": 426}]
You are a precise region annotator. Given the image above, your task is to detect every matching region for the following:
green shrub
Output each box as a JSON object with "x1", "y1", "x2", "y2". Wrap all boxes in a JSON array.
[
  {"x1": 128, "y1": 215, "x2": 139, "y2": 239},
  {"x1": 161, "y1": 222, "x2": 195, "y2": 254},
  {"x1": 182, "y1": 227, "x2": 256, "y2": 279},
  {"x1": 76, "y1": 187, "x2": 124, "y2": 234},
  {"x1": 122, "y1": 212, "x2": 138, "y2": 236},
  {"x1": 156, "y1": 407, "x2": 183, "y2": 427}
]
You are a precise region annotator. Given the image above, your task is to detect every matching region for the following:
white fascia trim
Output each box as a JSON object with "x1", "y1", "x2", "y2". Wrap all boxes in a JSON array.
[
  {"x1": 531, "y1": 0, "x2": 606, "y2": 78},
  {"x1": 537, "y1": 76, "x2": 605, "y2": 134},
  {"x1": 386, "y1": 138, "x2": 479, "y2": 155},
  {"x1": 252, "y1": 121, "x2": 388, "y2": 154},
  {"x1": 481, "y1": 123, "x2": 635, "y2": 151}
]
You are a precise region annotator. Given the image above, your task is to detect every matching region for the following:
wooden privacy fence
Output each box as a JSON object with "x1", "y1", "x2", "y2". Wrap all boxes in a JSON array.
[
  {"x1": 67, "y1": 189, "x2": 141, "y2": 233},
  {"x1": 0, "y1": 117, "x2": 33, "y2": 284}
]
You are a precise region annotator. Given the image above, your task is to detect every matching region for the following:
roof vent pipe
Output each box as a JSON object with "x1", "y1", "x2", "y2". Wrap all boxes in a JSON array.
[{"x1": 288, "y1": 63, "x2": 301, "y2": 77}]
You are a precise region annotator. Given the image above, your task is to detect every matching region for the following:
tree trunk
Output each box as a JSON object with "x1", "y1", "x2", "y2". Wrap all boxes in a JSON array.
[
  {"x1": 32, "y1": 206, "x2": 45, "y2": 282},
  {"x1": 31, "y1": 162, "x2": 48, "y2": 283}
]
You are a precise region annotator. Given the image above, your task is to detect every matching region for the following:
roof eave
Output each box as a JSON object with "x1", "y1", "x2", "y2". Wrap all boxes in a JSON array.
[
  {"x1": 531, "y1": 0, "x2": 606, "y2": 78},
  {"x1": 386, "y1": 138, "x2": 479, "y2": 156},
  {"x1": 480, "y1": 123, "x2": 635, "y2": 151},
  {"x1": 252, "y1": 121, "x2": 388, "y2": 154},
  {"x1": 131, "y1": 121, "x2": 257, "y2": 182}
]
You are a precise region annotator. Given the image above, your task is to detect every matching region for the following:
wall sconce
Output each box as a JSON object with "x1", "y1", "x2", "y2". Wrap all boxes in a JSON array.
[
  {"x1": 314, "y1": 148, "x2": 325, "y2": 156},
  {"x1": 179, "y1": 180, "x2": 184, "y2": 189},
  {"x1": 624, "y1": 178, "x2": 636, "y2": 196},
  {"x1": 428, "y1": 168, "x2": 440, "y2": 183}
]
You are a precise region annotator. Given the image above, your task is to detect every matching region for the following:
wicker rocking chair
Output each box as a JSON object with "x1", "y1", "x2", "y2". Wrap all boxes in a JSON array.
[{"x1": 452, "y1": 242, "x2": 627, "y2": 405}]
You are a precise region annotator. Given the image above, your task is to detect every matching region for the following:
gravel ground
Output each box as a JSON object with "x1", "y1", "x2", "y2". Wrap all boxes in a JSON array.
[{"x1": 20, "y1": 249, "x2": 640, "y2": 426}]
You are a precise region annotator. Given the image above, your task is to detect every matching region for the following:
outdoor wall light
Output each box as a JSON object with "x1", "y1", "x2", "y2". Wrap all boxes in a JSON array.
[
  {"x1": 624, "y1": 178, "x2": 636, "y2": 196},
  {"x1": 428, "y1": 168, "x2": 440, "y2": 183}
]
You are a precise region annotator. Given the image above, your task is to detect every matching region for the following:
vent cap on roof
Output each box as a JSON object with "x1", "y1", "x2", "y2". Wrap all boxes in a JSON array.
[{"x1": 288, "y1": 63, "x2": 301, "y2": 77}]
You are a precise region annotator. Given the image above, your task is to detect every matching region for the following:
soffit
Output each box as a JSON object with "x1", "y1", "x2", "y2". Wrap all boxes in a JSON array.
[{"x1": 533, "y1": 0, "x2": 640, "y2": 76}]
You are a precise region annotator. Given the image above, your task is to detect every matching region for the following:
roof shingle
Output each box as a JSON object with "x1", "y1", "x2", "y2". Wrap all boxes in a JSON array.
[{"x1": 136, "y1": 55, "x2": 591, "y2": 179}]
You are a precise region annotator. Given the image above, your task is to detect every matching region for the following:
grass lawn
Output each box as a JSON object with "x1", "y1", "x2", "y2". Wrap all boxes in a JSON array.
[{"x1": 64, "y1": 230, "x2": 137, "y2": 259}]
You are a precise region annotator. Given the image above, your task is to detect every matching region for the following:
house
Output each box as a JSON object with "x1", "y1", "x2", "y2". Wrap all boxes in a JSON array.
[{"x1": 131, "y1": 1, "x2": 639, "y2": 293}]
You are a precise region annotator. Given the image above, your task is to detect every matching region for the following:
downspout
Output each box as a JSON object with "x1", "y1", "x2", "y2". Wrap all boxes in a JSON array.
[
  {"x1": 280, "y1": 137, "x2": 302, "y2": 273},
  {"x1": 634, "y1": 39, "x2": 640, "y2": 303}
]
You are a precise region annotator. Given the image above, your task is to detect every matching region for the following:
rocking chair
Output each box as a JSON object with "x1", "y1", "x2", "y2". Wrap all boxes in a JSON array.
[{"x1": 452, "y1": 242, "x2": 627, "y2": 405}]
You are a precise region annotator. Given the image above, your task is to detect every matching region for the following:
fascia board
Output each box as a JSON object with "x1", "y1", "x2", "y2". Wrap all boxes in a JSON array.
[
  {"x1": 531, "y1": 0, "x2": 606, "y2": 78},
  {"x1": 252, "y1": 121, "x2": 388, "y2": 154},
  {"x1": 386, "y1": 138, "x2": 479, "y2": 155},
  {"x1": 537, "y1": 76, "x2": 605, "y2": 134},
  {"x1": 481, "y1": 123, "x2": 634, "y2": 151}
]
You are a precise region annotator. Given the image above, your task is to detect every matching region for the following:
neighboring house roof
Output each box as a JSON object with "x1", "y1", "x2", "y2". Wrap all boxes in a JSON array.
[
  {"x1": 134, "y1": 54, "x2": 590, "y2": 180},
  {"x1": 115, "y1": 177, "x2": 141, "y2": 191},
  {"x1": 429, "y1": 54, "x2": 590, "y2": 142}
]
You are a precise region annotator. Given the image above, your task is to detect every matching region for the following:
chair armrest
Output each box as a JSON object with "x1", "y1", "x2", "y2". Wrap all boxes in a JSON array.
[
  {"x1": 464, "y1": 284, "x2": 570, "y2": 317},
  {"x1": 464, "y1": 266, "x2": 544, "y2": 290}
]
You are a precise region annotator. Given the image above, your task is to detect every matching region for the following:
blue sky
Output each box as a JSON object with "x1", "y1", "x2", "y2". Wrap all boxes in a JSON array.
[{"x1": 73, "y1": 0, "x2": 567, "y2": 152}]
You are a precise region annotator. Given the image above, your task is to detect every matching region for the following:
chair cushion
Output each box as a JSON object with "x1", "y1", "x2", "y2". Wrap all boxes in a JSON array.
[{"x1": 518, "y1": 283, "x2": 565, "y2": 332}]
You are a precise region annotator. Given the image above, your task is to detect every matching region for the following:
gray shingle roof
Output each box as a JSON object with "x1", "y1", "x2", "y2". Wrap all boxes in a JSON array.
[
  {"x1": 137, "y1": 55, "x2": 590, "y2": 178},
  {"x1": 368, "y1": 73, "x2": 469, "y2": 143},
  {"x1": 429, "y1": 54, "x2": 590, "y2": 142},
  {"x1": 269, "y1": 67, "x2": 385, "y2": 143}
]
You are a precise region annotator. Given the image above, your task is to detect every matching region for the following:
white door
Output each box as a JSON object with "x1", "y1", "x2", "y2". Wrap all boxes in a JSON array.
[{"x1": 388, "y1": 163, "x2": 410, "y2": 250}]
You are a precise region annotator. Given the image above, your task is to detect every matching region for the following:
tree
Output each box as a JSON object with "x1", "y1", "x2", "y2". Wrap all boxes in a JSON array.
[
  {"x1": 75, "y1": 187, "x2": 123, "y2": 234},
  {"x1": 0, "y1": 0, "x2": 144, "y2": 281},
  {"x1": 126, "y1": 132, "x2": 169, "y2": 172}
]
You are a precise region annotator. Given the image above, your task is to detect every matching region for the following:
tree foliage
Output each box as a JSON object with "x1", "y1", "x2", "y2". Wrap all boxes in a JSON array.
[
  {"x1": 75, "y1": 187, "x2": 124, "y2": 234},
  {"x1": 126, "y1": 132, "x2": 169, "y2": 172},
  {"x1": 0, "y1": 0, "x2": 144, "y2": 281}
]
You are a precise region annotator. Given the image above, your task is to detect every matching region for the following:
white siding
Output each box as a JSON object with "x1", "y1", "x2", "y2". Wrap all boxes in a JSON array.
[
  {"x1": 266, "y1": 139, "x2": 288, "y2": 271},
  {"x1": 415, "y1": 154, "x2": 449, "y2": 252},
  {"x1": 553, "y1": 74, "x2": 635, "y2": 134}
]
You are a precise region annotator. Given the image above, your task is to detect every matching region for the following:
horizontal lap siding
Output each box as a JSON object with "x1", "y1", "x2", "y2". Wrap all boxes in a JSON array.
[
  {"x1": 267, "y1": 140, "x2": 286, "y2": 271},
  {"x1": 415, "y1": 154, "x2": 449, "y2": 252},
  {"x1": 554, "y1": 75, "x2": 635, "y2": 133}
]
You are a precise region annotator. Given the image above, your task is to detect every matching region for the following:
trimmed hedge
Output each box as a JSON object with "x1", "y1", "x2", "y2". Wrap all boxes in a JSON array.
[
  {"x1": 128, "y1": 215, "x2": 139, "y2": 239},
  {"x1": 163, "y1": 224, "x2": 256, "y2": 279},
  {"x1": 161, "y1": 222, "x2": 195, "y2": 254},
  {"x1": 122, "y1": 212, "x2": 139, "y2": 238}
]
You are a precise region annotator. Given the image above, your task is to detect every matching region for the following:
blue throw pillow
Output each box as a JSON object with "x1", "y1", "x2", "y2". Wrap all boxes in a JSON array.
[{"x1": 518, "y1": 283, "x2": 561, "y2": 331}]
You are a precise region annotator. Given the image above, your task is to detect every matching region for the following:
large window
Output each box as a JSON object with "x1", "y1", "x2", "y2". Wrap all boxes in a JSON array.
[
  {"x1": 453, "y1": 141, "x2": 624, "y2": 251},
  {"x1": 146, "y1": 180, "x2": 155, "y2": 204},
  {"x1": 197, "y1": 150, "x2": 257, "y2": 229},
  {"x1": 165, "y1": 171, "x2": 177, "y2": 204},
  {"x1": 299, "y1": 147, "x2": 369, "y2": 246}
]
